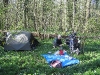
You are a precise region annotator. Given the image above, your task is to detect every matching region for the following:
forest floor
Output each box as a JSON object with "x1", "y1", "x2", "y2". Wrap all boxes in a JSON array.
[{"x1": 0, "y1": 38, "x2": 100, "y2": 75}]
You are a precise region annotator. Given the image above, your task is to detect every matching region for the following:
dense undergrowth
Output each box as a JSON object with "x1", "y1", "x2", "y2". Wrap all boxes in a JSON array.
[{"x1": 0, "y1": 38, "x2": 100, "y2": 75}]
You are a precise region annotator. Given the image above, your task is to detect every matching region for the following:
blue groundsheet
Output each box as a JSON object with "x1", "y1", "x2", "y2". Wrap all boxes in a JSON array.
[{"x1": 42, "y1": 54, "x2": 79, "y2": 67}]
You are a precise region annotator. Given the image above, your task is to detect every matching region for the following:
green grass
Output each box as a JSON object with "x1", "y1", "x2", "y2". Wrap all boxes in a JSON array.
[{"x1": 0, "y1": 38, "x2": 100, "y2": 75}]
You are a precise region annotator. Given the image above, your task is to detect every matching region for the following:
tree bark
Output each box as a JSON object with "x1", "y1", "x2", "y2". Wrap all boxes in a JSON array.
[{"x1": 3, "y1": 0, "x2": 9, "y2": 30}]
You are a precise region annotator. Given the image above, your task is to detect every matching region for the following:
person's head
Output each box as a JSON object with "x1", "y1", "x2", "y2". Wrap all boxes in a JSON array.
[{"x1": 58, "y1": 34, "x2": 61, "y2": 39}]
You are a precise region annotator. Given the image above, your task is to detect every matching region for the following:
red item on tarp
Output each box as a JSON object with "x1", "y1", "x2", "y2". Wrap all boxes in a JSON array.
[{"x1": 59, "y1": 50, "x2": 64, "y2": 55}]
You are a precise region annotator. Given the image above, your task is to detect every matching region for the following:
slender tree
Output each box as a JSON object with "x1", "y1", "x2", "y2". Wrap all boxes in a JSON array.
[{"x1": 3, "y1": 0, "x2": 9, "y2": 30}]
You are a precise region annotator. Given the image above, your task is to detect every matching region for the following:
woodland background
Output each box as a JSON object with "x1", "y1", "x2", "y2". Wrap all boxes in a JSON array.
[
  {"x1": 0, "y1": 0, "x2": 100, "y2": 37},
  {"x1": 0, "y1": 0, "x2": 100, "y2": 75}
]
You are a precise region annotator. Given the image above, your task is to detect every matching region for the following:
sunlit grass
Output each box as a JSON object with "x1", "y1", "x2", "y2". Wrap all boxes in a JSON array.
[{"x1": 0, "y1": 38, "x2": 100, "y2": 75}]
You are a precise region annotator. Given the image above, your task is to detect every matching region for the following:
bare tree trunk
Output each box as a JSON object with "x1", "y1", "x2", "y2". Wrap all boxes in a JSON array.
[
  {"x1": 72, "y1": 0, "x2": 75, "y2": 31},
  {"x1": 42, "y1": 0, "x2": 44, "y2": 30},
  {"x1": 67, "y1": 0, "x2": 73, "y2": 30},
  {"x1": 3, "y1": 0, "x2": 9, "y2": 30},
  {"x1": 84, "y1": 0, "x2": 91, "y2": 32},
  {"x1": 42, "y1": 0, "x2": 47, "y2": 32},
  {"x1": 85, "y1": 0, "x2": 91, "y2": 21},
  {"x1": 33, "y1": 0, "x2": 37, "y2": 31},
  {"x1": 24, "y1": 0, "x2": 29, "y2": 29},
  {"x1": 59, "y1": 0, "x2": 63, "y2": 31}
]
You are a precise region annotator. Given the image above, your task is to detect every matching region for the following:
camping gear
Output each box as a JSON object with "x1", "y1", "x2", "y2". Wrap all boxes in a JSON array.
[
  {"x1": 65, "y1": 32, "x2": 81, "y2": 55},
  {"x1": 4, "y1": 31, "x2": 39, "y2": 50},
  {"x1": 54, "y1": 50, "x2": 67, "y2": 55},
  {"x1": 59, "y1": 50, "x2": 64, "y2": 55},
  {"x1": 42, "y1": 54, "x2": 79, "y2": 68},
  {"x1": 50, "y1": 60, "x2": 62, "y2": 68}
]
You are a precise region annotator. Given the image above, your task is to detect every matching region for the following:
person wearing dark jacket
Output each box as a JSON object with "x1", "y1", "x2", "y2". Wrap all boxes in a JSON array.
[
  {"x1": 53, "y1": 35, "x2": 62, "y2": 48},
  {"x1": 30, "y1": 33, "x2": 39, "y2": 49}
]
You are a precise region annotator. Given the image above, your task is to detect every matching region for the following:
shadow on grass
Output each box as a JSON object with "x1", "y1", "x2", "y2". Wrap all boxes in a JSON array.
[
  {"x1": 0, "y1": 64, "x2": 19, "y2": 75},
  {"x1": 84, "y1": 39, "x2": 100, "y2": 53},
  {"x1": 70, "y1": 59, "x2": 100, "y2": 74}
]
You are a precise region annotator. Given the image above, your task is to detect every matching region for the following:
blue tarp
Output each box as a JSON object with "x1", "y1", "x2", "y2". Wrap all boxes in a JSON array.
[{"x1": 42, "y1": 54, "x2": 79, "y2": 67}]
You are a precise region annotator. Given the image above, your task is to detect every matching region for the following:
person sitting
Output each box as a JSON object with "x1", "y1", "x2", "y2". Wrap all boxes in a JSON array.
[
  {"x1": 65, "y1": 32, "x2": 81, "y2": 54},
  {"x1": 53, "y1": 34, "x2": 62, "y2": 48},
  {"x1": 30, "y1": 33, "x2": 39, "y2": 49}
]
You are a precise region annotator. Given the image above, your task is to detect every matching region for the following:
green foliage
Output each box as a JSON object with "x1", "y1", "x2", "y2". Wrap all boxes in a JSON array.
[
  {"x1": 0, "y1": 38, "x2": 100, "y2": 75},
  {"x1": 0, "y1": 0, "x2": 100, "y2": 74},
  {"x1": 0, "y1": 0, "x2": 100, "y2": 35}
]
